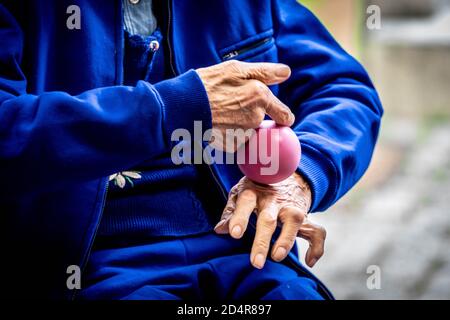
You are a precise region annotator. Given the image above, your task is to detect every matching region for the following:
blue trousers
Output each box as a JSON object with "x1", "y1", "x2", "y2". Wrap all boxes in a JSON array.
[{"x1": 79, "y1": 232, "x2": 333, "y2": 300}]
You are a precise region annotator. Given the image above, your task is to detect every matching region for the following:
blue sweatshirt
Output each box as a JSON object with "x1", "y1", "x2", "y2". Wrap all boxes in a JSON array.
[
  {"x1": 99, "y1": 27, "x2": 215, "y2": 237},
  {"x1": 0, "y1": 0, "x2": 383, "y2": 299}
]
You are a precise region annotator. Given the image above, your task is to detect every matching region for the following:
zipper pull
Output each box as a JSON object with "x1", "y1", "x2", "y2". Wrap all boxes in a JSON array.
[{"x1": 223, "y1": 51, "x2": 239, "y2": 60}]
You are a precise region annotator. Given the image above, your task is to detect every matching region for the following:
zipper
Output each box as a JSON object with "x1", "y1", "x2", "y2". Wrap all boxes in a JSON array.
[
  {"x1": 71, "y1": 0, "x2": 123, "y2": 298},
  {"x1": 222, "y1": 37, "x2": 271, "y2": 60},
  {"x1": 165, "y1": 0, "x2": 224, "y2": 197},
  {"x1": 71, "y1": 178, "x2": 109, "y2": 300},
  {"x1": 166, "y1": 0, "x2": 177, "y2": 76},
  {"x1": 206, "y1": 162, "x2": 228, "y2": 201},
  {"x1": 165, "y1": 1, "x2": 227, "y2": 201},
  {"x1": 73, "y1": 0, "x2": 178, "y2": 301}
]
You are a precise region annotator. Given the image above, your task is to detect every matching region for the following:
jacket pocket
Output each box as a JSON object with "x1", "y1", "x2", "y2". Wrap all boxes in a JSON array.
[{"x1": 219, "y1": 30, "x2": 275, "y2": 62}]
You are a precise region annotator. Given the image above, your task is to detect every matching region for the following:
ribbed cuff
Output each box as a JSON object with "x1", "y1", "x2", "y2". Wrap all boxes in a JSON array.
[
  {"x1": 297, "y1": 143, "x2": 338, "y2": 213},
  {"x1": 154, "y1": 69, "x2": 212, "y2": 143}
]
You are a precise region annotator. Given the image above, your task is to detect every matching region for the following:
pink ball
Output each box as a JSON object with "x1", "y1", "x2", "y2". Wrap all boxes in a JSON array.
[{"x1": 237, "y1": 120, "x2": 301, "y2": 185}]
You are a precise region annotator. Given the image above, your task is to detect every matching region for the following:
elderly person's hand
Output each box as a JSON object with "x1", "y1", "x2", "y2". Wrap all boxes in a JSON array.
[
  {"x1": 214, "y1": 172, "x2": 326, "y2": 269},
  {"x1": 197, "y1": 60, "x2": 295, "y2": 151}
]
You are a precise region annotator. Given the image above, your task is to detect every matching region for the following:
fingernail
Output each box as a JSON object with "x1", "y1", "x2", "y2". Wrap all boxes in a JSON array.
[
  {"x1": 289, "y1": 112, "x2": 295, "y2": 123},
  {"x1": 231, "y1": 225, "x2": 242, "y2": 238},
  {"x1": 309, "y1": 258, "x2": 318, "y2": 267},
  {"x1": 275, "y1": 65, "x2": 291, "y2": 78},
  {"x1": 284, "y1": 112, "x2": 295, "y2": 126},
  {"x1": 253, "y1": 254, "x2": 265, "y2": 269},
  {"x1": 273, "y1": 247, "x2": 287, "y2": 261},
  {"x1": 214, "y1": 220, "x2": 228, "y2": 234},
  {"x1": 214, "y1": 219, "x2": 226, "y2": 229}
]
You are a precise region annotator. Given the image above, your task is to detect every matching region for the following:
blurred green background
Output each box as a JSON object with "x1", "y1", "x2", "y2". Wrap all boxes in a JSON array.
[{"x1": 298, "y1": 0, "x2": 450, "y2": 300}]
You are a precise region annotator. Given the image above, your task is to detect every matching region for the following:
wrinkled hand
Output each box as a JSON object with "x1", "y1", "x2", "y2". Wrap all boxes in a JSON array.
[
  {"x1": 215, "y1": 173, "x2": 326, "y2": 269},
  {"x1": 196, "y1": 60, "x2": 295, "y2": 150}
]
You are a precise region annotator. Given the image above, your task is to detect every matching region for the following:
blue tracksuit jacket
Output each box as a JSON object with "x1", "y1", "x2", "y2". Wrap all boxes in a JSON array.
[{"x1": 0, "y1": 0, "x2": 383, "y2": 299}]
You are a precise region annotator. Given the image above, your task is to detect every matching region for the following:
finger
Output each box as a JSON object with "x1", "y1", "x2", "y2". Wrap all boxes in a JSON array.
[
  {"x1": 263, "y1": 89, "x2": 295, "y2": 126},
  {"x1": 214, "y1": 190, "x2": 238, "y2": 234},
  {"x1": 298, "y1": 220, "x2": 326, "y2": 267},
  {"x1": 250, "y1": 203, "x2": 279, "y2": 269},
  {"x1": 271, "y1": 207, "x2": 305, "y2": 262},
  {"x1": 239, "y1": 62, "x2": 291, "y2": 85},
  {"x1": 228, "y1": 189, "x2": 257, "y2": 239}
]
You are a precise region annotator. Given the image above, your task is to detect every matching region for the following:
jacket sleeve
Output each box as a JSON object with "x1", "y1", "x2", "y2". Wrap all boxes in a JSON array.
[
  {"x1": 0, "y1": 5, "x2": 212, "y2": 195},
  {"x1": 273, "y1": 0, "x2": 383, "y2": 212}
]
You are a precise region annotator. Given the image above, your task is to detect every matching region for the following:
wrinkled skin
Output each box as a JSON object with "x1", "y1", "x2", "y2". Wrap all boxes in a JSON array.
[
  {"x1": 215, "y1": 173, "x2": 327, "y2": 269},
  {"x1": 197, "y1": 60, "x2": 295, "y2": 151}
]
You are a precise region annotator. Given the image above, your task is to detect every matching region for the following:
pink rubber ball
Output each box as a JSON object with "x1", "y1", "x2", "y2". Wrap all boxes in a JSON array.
[{"x1": 237, "y1": 120, "x2": 301, "y2": 184}]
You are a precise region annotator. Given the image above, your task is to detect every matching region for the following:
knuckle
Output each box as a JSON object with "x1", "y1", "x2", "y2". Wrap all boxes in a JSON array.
[
  {"x1": 290, "y1": 210, "x2": 305, "y2": 224},
  {"x1": 314, "y1": 248, "x2": 325, "y2": 259},
  {"x1": 260, "y1": 212, "x2": 277, "y2": 228},
  {"x1": 252, "y1": 68, "x2": 267, "y2": 80},
  {"x1": 262, "y1": 219, "x2": 277, "y2": 230},
  {"x1": 318, "y1": 225, "x2": 327, "y2": 240},
  {"x1": 249, "y1": 110, "x2": 265, "y2": 127},
  {"x1": 225, "y1": 59, "x2": 239, "y2": 69},
  {"x1": 240, "y1": 189, "x2": 255, "y2": 202},
  {"x1": 254, "y1": 238, "x2": 270, "y2": 250},
  {"x1": 252, "y1": 81, "x2": 268, "y2": 98},
  {"x1": 223, "y1": 204, "x2": 234, "y2": 214},
  {"x1": 224, "y1": 60, "x2": 242, "y2": 75}
]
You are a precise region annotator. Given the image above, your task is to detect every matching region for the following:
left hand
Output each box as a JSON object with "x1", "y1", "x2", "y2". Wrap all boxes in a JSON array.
[{"x1": 214, "y1": 173, "x2": 326, "y2": 269}]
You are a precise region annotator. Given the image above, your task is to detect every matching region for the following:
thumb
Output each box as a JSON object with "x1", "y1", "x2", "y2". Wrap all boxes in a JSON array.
[
  {"x1": 299, "y1": 222, "x2": 326, "y2": 268},
  {"x1": 239, "y1": 62, "x2": 291, "y2": 85},
  {"x1": 264, "y1": 89, "x2": 295, "y2": 126}
]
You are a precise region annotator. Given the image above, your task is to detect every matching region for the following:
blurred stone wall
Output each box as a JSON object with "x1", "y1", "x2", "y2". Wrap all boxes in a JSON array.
[
  {"x1": 298, "y1": 0, "x2": 450, "y2": 300},
  {"x1": 363, "y1": 0, "x2": 450, "y2": 118},
  {"x1": 368, "y1": 0, "x2": 437, "y2": 17},
  {"x1": 303, "y1": 0, "x2": 450, "y2": 118}
]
